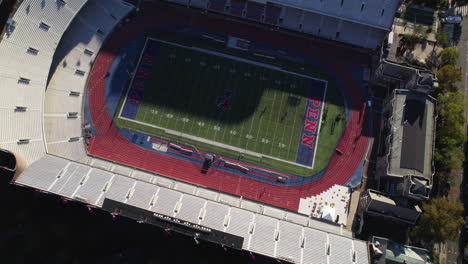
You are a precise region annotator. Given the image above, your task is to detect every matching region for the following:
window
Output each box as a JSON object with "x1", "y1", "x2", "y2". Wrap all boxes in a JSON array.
[
  {"x1": 336, "y1": 31, "x2": 340, "y2": 38},
  {"x1": 15, "y1": 106, "x2": 27, "y2": 112},
  {"x1": 69, "y1": 137, "x2": 80, "y2": 142},
  {"x1": 84, "y1": 49, "x2": 94, "y2": 56},
  {"x1": 17, "y1": 139, "x2": 30, "y2": 144},
  {"x1": 360, "y1": 3, "x2": 365, "y2": 12},
  {"x1": 39, "y1": 22, "x2": 50, "y2": 31},
  {"x1": 299, "y1": 23, "x2": 303, "y2": 30},
  {"x1": 69, "y1": 91, "x2": 80, "y2": 96},
  {"x1": 57, "y1": 0, "x2": 66, "y2": 4},
  {"x1": 381, "y1": 8, "x2": 385, "y2": 16},
  {"x1": 340, "y1": 0, "x2": 344, "y2": 7},
  {"x1": 67, "y1": 112, "x2": 78, "y2": 118},
  {"x1": 75, "y1": 69, "x2": 85, "y2": 76},
  {"x1": 18, "y1": 77, "x2": 30, "y2": 84},
  {"x1": 27, "y1": 47, "x2": 39, "y2": 55}
]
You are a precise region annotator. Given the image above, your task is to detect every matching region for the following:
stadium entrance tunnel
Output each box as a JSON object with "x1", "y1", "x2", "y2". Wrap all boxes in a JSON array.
[{"x1": 0, "y1": 149, "x2": 17, "y2": 181}]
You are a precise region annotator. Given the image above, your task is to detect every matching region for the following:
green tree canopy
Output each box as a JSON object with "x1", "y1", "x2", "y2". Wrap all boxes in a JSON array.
[
  {"x1": 434, "y1": 89, "x2": 466, "y2": 178},
  {"x1": 436, "y1": 65, "x2": 462, "y2": 92},
  {"x1": 439, "y1": 47, "x2": 459, "y2": 67},
  {"x1": 412, "y1": 198, "x2": 464, "y2": 243},
  {"x1": 436, "y1": 31, "x2": 448, "y2": 46}
]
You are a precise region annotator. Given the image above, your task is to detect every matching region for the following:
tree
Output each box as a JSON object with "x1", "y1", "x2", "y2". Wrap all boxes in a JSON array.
[
  {"x1": 433, "y1": 89, "x2": 466, "y2": 185},
  {"x1": 439, "y1": 47, "x2": 458, "y2": 67},
  {"x1": 412, "y1": 198, "x2": 464, "y2": 243},
  {"x1": 436, "y1": 31, "x2": 448, "y2": 46},
  {"x1": 436, "y1": 65, "x2": 462, "y2": 92}
]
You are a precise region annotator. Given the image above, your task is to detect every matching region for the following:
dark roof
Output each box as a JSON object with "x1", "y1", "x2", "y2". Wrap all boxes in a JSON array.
[
  {"x1": 410, "y1": 177, "x2": 430, "y2": 196},
  {"x1": 418, "y1": 73, "x2": 434, "y2": 87},
  {"x1": 400, "y1": 98, "x2": 427, "y2": 173}
]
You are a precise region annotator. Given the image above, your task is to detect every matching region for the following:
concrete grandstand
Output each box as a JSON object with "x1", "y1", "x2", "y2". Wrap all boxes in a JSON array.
[
  {"x1": 168, "y1": 0, "x2": 399, "y2": 49},
  {"x1": 0, "y1": 0, "x2": 401, "y2": 263}
]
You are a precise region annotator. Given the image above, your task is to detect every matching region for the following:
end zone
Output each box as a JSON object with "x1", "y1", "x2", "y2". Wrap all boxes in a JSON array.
[{"x1": 296, "y1": 80, "x2": 327, "y2": 168}]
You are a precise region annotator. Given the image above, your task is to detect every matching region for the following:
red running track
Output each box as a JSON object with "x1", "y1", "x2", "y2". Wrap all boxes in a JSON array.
[{"x1": 87, "y1": 2, "x2": 369, "y2": 212}]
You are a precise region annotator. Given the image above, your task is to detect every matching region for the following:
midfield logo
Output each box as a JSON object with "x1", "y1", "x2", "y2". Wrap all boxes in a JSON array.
[{"x1": 216, "y1": 89, "x2": 235, "y2": 110}]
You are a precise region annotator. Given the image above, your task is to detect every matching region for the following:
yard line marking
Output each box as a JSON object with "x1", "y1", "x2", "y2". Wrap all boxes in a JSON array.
[
  {"x1": 254, "y1": 69, "x2": 269, "y2": 154},
  {"x1": 278, "y1": 77, "x2": 293, "y2": 159},
  {"x1": 286, "y1": 79, "x2": 302, "y2": 160},
  {"x1": 270, "y1": 83, "x2": 287, "y2": 157},
  {"x1": 141, "y1": 104, "x2": 149, "y2": 122},
  {"x1": 266, "y1": 77, "x2": 279, "y2": 156},
  {"x1": 244, "y1": 71, "x2": 262, "y2": 152}
]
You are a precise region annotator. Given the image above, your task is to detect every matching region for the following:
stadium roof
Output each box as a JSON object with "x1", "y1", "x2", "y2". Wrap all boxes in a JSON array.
[
  {"x1": 387, "y1": 90, "x2": 436, "y2": 179},
  {"x1": 15, "y1": 154, "x2": 369, "y2": 264},
  {"x1": 268, "y1": 0, "x2": 399, "y2": 30},
  {"x1": 370, "y1": 236, "x2": 432, "y2": 264}
]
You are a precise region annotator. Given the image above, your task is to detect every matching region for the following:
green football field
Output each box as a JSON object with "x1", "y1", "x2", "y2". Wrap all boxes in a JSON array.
[{"x1": 115, "y1": 32, "x2": 346, "y2": 176}]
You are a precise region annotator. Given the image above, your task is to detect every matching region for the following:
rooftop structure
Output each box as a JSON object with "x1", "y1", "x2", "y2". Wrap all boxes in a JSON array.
[
  {"x1": 377, "y1": 89, "x2": 436, "y2": 200},
  {"x1": 373, "y1": 60, "x2": 438, "y2": 93},
  {"x1": 370, "y1": 236, "x2": 433, "y2": 264},
  {"x1": 359, "y1": 189, "x2": 421, "y2": 225}
]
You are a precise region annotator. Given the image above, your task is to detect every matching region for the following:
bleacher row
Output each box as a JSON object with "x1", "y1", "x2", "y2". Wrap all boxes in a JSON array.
[
  {"x1": 0, "y1": 0, "x2": 132, "y2": 165},
  {"x1": 166, "y1": 0, "x2": 386, "y2": 49},
  {"x1": 0, "y1": 0, "x2": 88, "y2": 164},
  {"x1": 43, "y1": 0, "x2": 133, "y2": 163},
  {"x1": 174, "y1": 0, "x2": 282, "y2": 25},
  {"x1": 16, "y1": 154, "x2": 369, "y2": 264}
]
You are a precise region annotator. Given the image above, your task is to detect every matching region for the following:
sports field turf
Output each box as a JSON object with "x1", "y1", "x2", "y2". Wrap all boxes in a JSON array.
[{"x1": 115, "y1": 31, "x2": 346, "y2": 176}]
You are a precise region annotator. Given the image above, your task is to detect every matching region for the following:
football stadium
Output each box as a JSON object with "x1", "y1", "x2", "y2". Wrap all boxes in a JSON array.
[{"x1": 0, "y1": 0, "x2": 400, "y2": 263}]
